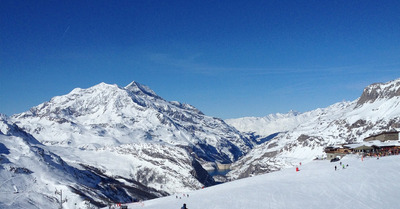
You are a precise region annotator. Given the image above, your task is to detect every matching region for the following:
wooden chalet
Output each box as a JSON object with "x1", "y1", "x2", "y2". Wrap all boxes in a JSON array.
[{"x1": 324, "y1": 146, "x2": 351, "y2": 160}]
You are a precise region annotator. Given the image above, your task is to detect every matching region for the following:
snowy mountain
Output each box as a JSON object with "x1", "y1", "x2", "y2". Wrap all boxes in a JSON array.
[
  {"x1": 113, "y1": 154, "x2": 400, "y2": 209},
  {"x1": 7, "y1": 81, "x2": 252, "y2": 204},
  {"x1": 225, "y1": 110, "x2": 303, "y2": 137},
  {"x1": 225, "y1": 110, "x2": 314, "y2": 144},
  {"x1": 12, "y1": 82, "x2": 251, "y2": 162},
  {"x1": 0, "y1": 116, "x2": 164, "y2": 208},
  {"x1": 227, "y1": 78, "x2": 400, "y2": 179}
]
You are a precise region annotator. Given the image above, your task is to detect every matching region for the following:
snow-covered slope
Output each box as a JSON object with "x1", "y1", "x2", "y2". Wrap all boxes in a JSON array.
[
  {"x1": 227, "y1": 78, "x2": 400, "y2": 179},
  {"x1": 115, "y1": 154, "x2": 400, "y2": 209},
  {"x1": 9, "y1": 81, "x2": 252, "y2": 197},
  {"x1": 0, "y1": 116, "x2": 163, "y2": 209}
]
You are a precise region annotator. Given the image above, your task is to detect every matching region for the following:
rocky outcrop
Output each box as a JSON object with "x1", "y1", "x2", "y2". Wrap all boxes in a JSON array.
[
  {"x1": 356, "y1": 79, "x2": 400, "y2": 107},
  {"x1": 190, "y1": 159, "x2": 216, "y2": 187}
]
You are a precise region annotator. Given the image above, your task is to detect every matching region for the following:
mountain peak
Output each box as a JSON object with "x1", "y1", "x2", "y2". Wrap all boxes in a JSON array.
[
  {"x1": 356, "y1": 78, "x2": 400, "y2": 107},
  {"x1": 89, "y1": 82, "x2": 114, "y2": 88},
  {"x1": 125, "y1": 81, "x2": 158, "y2": 98}
]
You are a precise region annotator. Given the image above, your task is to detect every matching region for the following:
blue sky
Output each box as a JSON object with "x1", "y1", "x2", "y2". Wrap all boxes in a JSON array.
[{"x1": 1, "y1": 0, "x2": 400, "y2": 119}]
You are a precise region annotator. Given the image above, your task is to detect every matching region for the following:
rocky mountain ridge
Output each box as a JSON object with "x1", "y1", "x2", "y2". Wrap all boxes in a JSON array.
[{"x1": 356, "y1": 79, "x2": 400, "y2": 107}]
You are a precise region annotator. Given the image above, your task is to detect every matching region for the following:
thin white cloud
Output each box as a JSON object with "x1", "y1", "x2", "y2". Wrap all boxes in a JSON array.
[
  {"x1": 147, "y1": 52, "x2": 400, "y2": 78},
  {"x1": 61, "y1": 25, "x2": 70, "y2": 39}
]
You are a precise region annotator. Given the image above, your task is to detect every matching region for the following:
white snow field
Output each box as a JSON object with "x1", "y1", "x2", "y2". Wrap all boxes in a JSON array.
[{"x1": 117, "y1": 155, "x2": 400, "y2": 209}]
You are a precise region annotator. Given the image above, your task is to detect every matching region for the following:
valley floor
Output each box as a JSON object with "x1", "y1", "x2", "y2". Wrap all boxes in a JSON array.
[{"x1": 115, "y1": 154, "x2": 400, "y2": 209}]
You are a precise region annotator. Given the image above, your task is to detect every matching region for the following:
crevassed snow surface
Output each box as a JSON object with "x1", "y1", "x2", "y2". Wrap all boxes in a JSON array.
[{"x1": 115, "y1": 155, "x2": 400, "y2": 209}]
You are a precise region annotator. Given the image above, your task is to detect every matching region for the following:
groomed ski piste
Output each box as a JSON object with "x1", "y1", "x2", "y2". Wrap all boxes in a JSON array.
[{"x1": 110, "y1": 154, "x2": 400, "y2": 209}]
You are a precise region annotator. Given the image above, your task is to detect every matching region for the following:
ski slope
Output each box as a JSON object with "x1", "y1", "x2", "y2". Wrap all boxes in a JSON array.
[{"x1": 117, "y1": 155, "x2": 400, "y2": 209}]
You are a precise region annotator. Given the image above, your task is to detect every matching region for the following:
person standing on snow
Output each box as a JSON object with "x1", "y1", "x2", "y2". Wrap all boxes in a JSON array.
[{"x1": 181, "y1": 203, "x2": 188, "y2": 209}]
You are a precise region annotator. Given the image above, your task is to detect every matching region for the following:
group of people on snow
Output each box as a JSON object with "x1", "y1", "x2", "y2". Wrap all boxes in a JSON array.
[
  {"x1": 176, "y1": 193, "x2": 189, "y2": 199},
  {"x1": 334, "y1": 161, "x2": 348, "y2": 170}
]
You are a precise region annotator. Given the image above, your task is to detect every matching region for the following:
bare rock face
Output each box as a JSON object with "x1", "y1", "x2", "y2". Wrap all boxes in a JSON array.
[
  {"x1": 190, "y1": 159, "x2": 216, "y2": 187},
  {"x1": 356, "y1": 79, "x2": 400, "y2": 107}
]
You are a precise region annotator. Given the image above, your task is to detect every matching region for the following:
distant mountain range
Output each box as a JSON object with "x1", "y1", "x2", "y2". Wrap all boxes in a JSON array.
[{"x1": 1, "y1": 78, "x2": 399, "y2": 208}]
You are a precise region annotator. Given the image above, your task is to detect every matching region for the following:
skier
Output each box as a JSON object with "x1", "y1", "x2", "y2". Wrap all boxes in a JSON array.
[
  {"x1": 335, "y1": 165, "x2": 337, "y2": 171},
  {"x1": 181, "y1": 203, "x2": 188, "y2": 209}
]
